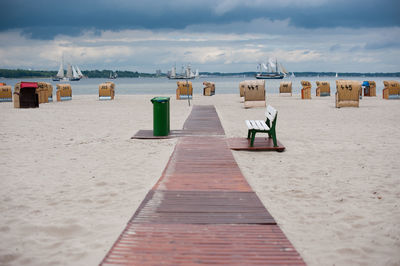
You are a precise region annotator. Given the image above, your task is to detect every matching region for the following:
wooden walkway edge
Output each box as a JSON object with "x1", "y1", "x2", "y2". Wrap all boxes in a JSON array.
[{"x1": 101, "y1": 105, "x2": 305, "y2": 265}]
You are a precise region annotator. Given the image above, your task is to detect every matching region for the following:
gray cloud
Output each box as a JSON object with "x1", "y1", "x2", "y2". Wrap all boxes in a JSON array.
[
  {"x1": 0, "y1": 0, "x2": 399, "y2": 72},
  {"x1": 0, "y1": 0, "x2": 399, "y2": 39}
]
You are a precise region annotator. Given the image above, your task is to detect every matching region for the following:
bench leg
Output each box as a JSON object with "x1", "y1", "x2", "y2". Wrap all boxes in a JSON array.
[
  {"x1": 250, "y1": 131, "x2": 256, "y2": 147},
  {"x1": 247, "y1": 130, "x2": 251, "y2": 139},
  {"x1": 271, "y1": 129, "x2": 278, "y2": 147}
]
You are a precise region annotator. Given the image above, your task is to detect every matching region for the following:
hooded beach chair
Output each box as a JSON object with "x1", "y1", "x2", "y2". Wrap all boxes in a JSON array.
[
  {"x1": 56, "y1": 84, "x2": 72, "y2": 101},
  {"x1": 243, "y1": 80, "x2": 266, "y2": 108},
  {"x1": 383, "y1": 80, "x2": 400, "y2": 99},
  {"x1": 99, "y1": 82, "x2": 115, "y2": 100},
  {"x1": 176, "y1": 81, "x2": 193, "y2": 100},
  {"x1": 279, "y1": 81, "x2": 292, "y2": 96},
  {"x1": 335, "y1": 80, "x2": 361, "y2": 108},
  {"x1": 203, "y1": 81, "x2": 215, "y2": 96},
  {"x1": 0, "y1": 85, "x2": 12, "y2": 102},
  {"x1": 362, "y1": 81, "x2": 376, "y2": 97},
  {"x1": 13, "y1": 82, "x2": 39, "y2": 108},
  {"x1": 316, "y1": 81, "x2": 330, "y2": 96},
  {"x1": 301, "y1": 80, "x2": 311, "y2": 99}
]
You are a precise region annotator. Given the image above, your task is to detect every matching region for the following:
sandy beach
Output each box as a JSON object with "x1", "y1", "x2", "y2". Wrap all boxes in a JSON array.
[{"x1": 1, "y1": 93, "x2": 399, "y2": 265}]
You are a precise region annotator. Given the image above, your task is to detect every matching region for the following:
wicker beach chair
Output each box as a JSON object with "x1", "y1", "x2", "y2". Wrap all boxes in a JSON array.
[
  {"x1": 300, "y1": 81, "x2": 311, "y2": 99},
  {"x1": 13, "y1": 82, "x2": 39, "y2": 108},
  {"x1": 362, "y1": 81, "x2": 376, "y2": 97},
  {"x1": 0, "y1": 85, "x2": 13, "y2": 102},
  {"x1": 99, "y1": 82, "x2": 115, "y2": 100},
  {"x1": 37, "y1": 82, "x2": 53, "y2": 103},
  {"x1": 279, "y1": 81, "x2": 292, "y2": 96},
  {"x1": 176, "y1": 81, "x2": 193, "y2": 100},
  {"x1": 335, "y1": 80, "x2": 361, "y2": 108},
  {"x1": 382, "y1": 80, "x2": 400, "y2": 99},
  {"x1": 242, "y1": 80, "x2": 266, "y2": 108},
  {"x1": 203, "y1": 81, "x2": 215, "y2": 96},
  {"x1": 56, "y1": 84, "x2": 72, "y2": 101},
  {"x1": 316, "y1": 81, "x2": 330, "y2": 96}
]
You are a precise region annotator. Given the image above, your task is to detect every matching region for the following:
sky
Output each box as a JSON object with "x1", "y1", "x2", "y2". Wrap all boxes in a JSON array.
[{"x1": 0, "y1": 0, "x2": 399, "y2": 73}]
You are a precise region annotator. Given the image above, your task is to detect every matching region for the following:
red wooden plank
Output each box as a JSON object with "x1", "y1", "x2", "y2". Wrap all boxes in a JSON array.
[
  {"x1": 101, "y1": 224, "x2": 305, "y2": 265},
  {"x1": 183, "y1": 105, "x2": 225, "y2": 135},
  {"x1": 128, "y1": 190, "x2": 276, "y2": 225},
  {"x1": 153, "y1": 136, "x2": 253, "y2": 191}
]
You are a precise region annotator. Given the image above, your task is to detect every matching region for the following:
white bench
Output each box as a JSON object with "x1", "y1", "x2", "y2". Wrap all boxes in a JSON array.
[{"x1": 245, "y1": 105, "x2": 278, "y2": 147}]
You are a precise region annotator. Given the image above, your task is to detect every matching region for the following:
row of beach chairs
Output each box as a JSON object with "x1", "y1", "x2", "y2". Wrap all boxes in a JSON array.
[
  {"x1": 238, "y1": 80, "x2": 400, "y2": 109},
  {"x1": 175, "y1": 81, "x2": 216, "y2": 99},
  {"x1": 0, "y1": 81, "x2": 116, "y2": 108}
]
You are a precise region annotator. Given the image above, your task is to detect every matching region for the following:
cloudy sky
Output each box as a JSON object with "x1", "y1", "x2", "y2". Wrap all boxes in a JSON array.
[{"x1": 0, "y1": 0, "x2": 399, "y2": 73}]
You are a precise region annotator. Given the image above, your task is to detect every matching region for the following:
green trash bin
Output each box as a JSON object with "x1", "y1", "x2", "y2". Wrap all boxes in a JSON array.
[{"x1": 150, "y1": 97, "x2": 170, "y2": 136}]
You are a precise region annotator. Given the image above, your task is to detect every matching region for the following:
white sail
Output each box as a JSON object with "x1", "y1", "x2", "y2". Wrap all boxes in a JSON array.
[
  {"x1": 262, "y1": 63, "x2": 268, "y2": 70},
  {"x1": 280, "y1": 63, "x2": 288, "y2": 74},
  {"x1": 195, "y1": 69, "x2": 199, "y2": 77},
  {"x1": 186, "y1": 65, "x2": 191, "y2": 78},
  {"x1": 56, "y1": 60, "x2": 64, "y2": 78},
  {"x1": 171, "y1": 66, "x2": 176, "y2": 78},
  {"x1": 66, "y1": 64, "x2": 73, "y2": 79},
  {"x1": 76, "y1": 66, "x2": 83, "y2": 78},
  {"x1": 72, "y1": 66, "x2": 79, "y2": 79},
  {"x1": 268, "y1": 58, "x2": 276, "y2": 69}
]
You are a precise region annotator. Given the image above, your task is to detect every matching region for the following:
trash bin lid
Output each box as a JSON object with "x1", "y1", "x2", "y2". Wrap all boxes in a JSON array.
[{"x1": 151, "y1": 97, "x2": 170, "y2": 103}]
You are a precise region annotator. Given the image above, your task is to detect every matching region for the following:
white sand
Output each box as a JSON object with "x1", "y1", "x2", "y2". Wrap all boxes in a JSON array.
[{"x1": 1, "y1": 94, "x2": 399, "y2": 265}]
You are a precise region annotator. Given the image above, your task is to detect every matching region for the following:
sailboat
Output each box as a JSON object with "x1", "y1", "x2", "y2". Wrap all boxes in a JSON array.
[
  {"x1": 53, "y1": 57, "x2": 66, "y2": 81},
  {"x1": 255, "y1": 58, "x2": 288, "y2": 79},
  {"x1": 109, "y1": 71, "x2": 118, "y2": 79},
  {"x1": 53, "y1": 56, "x2": 82, "y2": 81},
  {"x1": 167, "y1": 64, "x2": 198, "y2": 79}
]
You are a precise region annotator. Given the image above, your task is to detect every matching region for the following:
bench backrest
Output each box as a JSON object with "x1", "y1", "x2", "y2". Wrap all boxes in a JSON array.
[{"x1": 265, "y1": 105, "x2": 277, "y2": 128}]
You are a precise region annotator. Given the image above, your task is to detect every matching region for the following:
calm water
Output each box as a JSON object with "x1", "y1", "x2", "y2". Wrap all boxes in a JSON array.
[{"x1": 1, "y1": 76, "x2": 397, "y2": 95}]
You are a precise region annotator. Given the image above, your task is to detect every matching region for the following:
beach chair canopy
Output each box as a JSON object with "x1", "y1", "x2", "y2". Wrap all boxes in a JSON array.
[
  {"x1": 20, "y1": 82, "x2": 38, "y2": 89},
  {"x1": 14, "y1": 82, "x2": 39, "y2": 108}
]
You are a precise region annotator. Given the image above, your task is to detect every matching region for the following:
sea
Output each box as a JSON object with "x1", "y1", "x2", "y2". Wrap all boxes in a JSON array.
[{"x1": 1, "y1": 76, "x2": 397, "y2": 96}]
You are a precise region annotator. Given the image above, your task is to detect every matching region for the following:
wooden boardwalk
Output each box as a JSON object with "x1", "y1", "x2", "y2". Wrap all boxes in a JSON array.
[{"x1": 101, "y1": 105, "x2": 305, "y2": 265}]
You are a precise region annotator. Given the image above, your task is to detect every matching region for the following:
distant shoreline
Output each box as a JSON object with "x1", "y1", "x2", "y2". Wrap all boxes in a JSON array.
[{"x1": 1, "y1": 68, "x2": 399, "y2": 79}]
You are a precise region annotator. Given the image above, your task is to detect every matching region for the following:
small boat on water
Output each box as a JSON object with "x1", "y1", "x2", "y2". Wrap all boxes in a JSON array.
[
  {"x1": 255, "y1": 58, "x2": 288, "y2": 79},
  {"x1": 167, "y1": 64, "x2": 199, "y2": 80},
  {"x1": 109, "y1": 71, "x2": 118, "y2": 79},
  {"x1": 53, "y1": 56, "x2": 83, "y2": 81}
]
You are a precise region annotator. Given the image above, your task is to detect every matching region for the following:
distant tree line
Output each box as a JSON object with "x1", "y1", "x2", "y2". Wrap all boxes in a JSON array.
[
  {"x1": 0, "y1": 68, "x2": 399, "y2": 78},
  {"x1": 0, "y1": 69, "x2": 161, "y2": 78},
  {"x1": 82, "y1": 70, "x2": 162, "y2": 78},
  {"x1": 0, "y1": 69, "x2": 57, "y2": 78}
]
